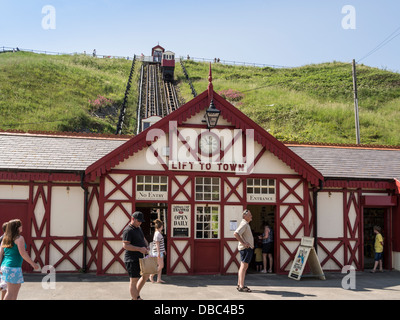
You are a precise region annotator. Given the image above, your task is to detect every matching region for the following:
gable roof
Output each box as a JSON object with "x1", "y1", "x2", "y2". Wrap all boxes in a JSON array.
[
  {"x1": 287, "y1": 143, "x2": 400, "y2": 181},
  {"x1": 85, "y1": 89, "x2": 324, "y2": 185},
  {"x1": 0, "y1": 131, "x2": 128, "y2": 180}
]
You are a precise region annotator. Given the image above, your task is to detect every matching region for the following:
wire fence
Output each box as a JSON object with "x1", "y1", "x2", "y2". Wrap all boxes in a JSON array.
[
  {"x1": 1, "y1": 46, "x2": 291, "y2": 68},
  {"x1": 184, "y1": 56, "x2": 289, "y2": 68},
  {"x1": 1, "y1": 46, "x2": 134, "y2": 60}
]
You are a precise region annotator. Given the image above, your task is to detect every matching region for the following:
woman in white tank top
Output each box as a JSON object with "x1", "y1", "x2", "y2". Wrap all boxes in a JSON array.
[{"x1": 150, "y1": 219, "x2": 166, "y2": 283}]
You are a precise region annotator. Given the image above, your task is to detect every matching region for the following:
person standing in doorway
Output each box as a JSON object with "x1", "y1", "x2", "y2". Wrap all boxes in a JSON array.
[
  {"x1": 371, "y1": 225, "x2": 384, "y2": 273},
  {"x1": 149, "y1": 219, "x2": 166, "y2": 283},
  {"x1": 0, "y1": 219, "x2": 39, "y2": 300},
  {"x1": 122, "y1": 211, "x2": 150, "y2": 300},
  {"x1": 234, "y1": 209, "x2": 254, "y2": 292},
  {"x1": 259, "y1": 223, "x2": 274, "y2": 273}
]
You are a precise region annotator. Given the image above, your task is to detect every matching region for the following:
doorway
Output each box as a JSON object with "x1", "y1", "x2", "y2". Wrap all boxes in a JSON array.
[
  {"x1": 247, "y1": 205, "x2": 275, "y2": 272},
  {"x1": 135, "y1": 204, "x2": 167, "y2": 243},
  {"x1": 363, "y1": 208, "x2": 390, "y2": 270},
  {"x1": 0, "y1": 201, "x2": 30, "y2": 271},
  {"x1": 135, "y1": 204, "x2": 168, "y2": 274}
]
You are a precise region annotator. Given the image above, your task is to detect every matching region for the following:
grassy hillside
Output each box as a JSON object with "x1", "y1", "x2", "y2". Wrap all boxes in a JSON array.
[
  {"x1": 0, "y1": 51, "x2": 139, "y2": 134},
  {"x1": 176, "y1": 60, "x2": 400, "y2": 145},
  {"x1": 2, "y1": 51, "x2": 400, "y2": 146}
]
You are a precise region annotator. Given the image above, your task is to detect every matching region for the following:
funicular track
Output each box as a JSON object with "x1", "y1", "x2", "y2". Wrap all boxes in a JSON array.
[{"x1": 137, "y1": 62, "x2": 180, "y2": 133}]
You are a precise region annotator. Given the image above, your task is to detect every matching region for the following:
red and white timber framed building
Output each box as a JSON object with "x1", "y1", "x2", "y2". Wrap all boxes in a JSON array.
[{"x1": 1, "y1": 84, "x2": 400, "y2": 275}]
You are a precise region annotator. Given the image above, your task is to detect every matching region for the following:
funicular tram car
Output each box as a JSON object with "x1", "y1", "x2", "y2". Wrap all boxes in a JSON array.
[
  {"x1": 150, "y1": 45, "x2": 175, "y2": 81},
  {"x1": 161, "y1": 50, "x2": 175, "y2": 82}
]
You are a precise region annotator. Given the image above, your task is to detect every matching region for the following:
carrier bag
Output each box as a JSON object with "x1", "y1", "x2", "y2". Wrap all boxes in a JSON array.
[{"x1": 139, "y1": 255, "x2": 158, "y2": 275}]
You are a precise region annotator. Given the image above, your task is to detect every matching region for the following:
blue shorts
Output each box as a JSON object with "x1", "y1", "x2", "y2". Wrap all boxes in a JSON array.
[
  {"x1": 240, "y1": 248, "x2": 253, "y2": 264},
  {"x1": 375, "y1": 252, "x2": 383, "y2": 261},
  {"x1": 1, "y1": 266, "x2": 24, "y2": 284},
  {"x1": 151, "y1": 252, "x2": 164, "y2": 258}
]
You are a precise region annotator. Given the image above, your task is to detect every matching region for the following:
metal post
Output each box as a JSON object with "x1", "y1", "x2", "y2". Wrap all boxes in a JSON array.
[{"x1": 352, "y1": 59, "x2": 361, "y2": 144}]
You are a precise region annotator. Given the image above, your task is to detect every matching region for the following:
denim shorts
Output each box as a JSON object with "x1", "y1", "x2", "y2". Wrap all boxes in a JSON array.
[
  {"x1": 240, "y1": 248, "x2": 253, "y2": 264},
  {"x1": 151, "y1": 252, "x2": 164, "y2": 258},
  {"x1": 375, "y1": 252, "x2": 383, "y2": 261}
]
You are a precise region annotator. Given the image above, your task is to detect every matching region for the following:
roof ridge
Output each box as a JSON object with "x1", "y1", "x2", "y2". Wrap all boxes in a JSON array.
[
  {"x1": 284, "y1": 141, "x2": 400, "y2": 151},
  {"x1": 0, "y1": 129, "x2": 133, "y2": 140}
]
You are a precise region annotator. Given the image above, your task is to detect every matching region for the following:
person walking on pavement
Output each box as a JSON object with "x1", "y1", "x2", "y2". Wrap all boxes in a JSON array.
[
  {"x1": 371, "y1": 225, "x2": 384, "y2": 273},
  {"x1": 149, "y1": 219, "x2": 166, "y2": 283},
  {"x1": 122, "y1": 211, "x2": 150, "y2": 300},
  {"x1": 234, "y1": 209, "x2": 254, "y2": 292},
  {"x1": 0, "y1": 219, "x2": 40, "y2": 300}
]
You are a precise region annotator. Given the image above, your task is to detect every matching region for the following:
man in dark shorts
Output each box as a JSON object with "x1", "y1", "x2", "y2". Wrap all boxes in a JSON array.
[
  {"x1": 234, "y1": 209, "x2": 254, "y2": 292},
  {"x1": 122, "y1": 211, "x2": 149, "y2": 300}
]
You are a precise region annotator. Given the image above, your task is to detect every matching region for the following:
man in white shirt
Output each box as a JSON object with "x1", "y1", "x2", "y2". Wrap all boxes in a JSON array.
[{"x1": 234, "y1": 209, "x2": 254, "y2": 292}]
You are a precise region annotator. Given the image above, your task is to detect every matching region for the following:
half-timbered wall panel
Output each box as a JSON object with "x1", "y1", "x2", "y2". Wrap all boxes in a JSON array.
[
  {"x1": 316, "y1": 189, "x2": 363, "y2": 271},
  {"x1": 223, "y1": 240, "x2": 240, "y2": 273},
  {"x1": 50, "y1": 186, "x2": 83, "y2": 236},
  {"x1": 87, "y1": 186, "x2": 100, "y2": 272},
  {"x1": 317, "y1": 192, "x2": 344, "y2": 238},
  {"x1": 100, "y1": 173, "x2": 133, "y2": 274},
  {"x1": 224, "y1": 177, "x2": 243, "y2": 204},
  {"x1": 31, "y1": 184, "x2": 50, "y2": 267},
  {"x1": 170, "y1": 240, "x2": 191, "y2": 273},
  {"x1": 278, "y1": 178, "x2": 309, "y2": 272}
]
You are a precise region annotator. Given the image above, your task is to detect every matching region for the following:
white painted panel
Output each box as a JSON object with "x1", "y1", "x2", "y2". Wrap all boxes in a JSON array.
[
  {"x1": 115, "y1": 147, "x2": 166, "y2": 171},
  {"x1": 393, "y1": 252, "x2": 400, "y2": 271},
  {"x1": 224, "y1": 205, "x2": 244, "y2": 238},
  {"x1": 253, "y1": 145, "x2": 296, "y2": 175},
  {"x1": 317, "y1": 192, "x2": 344, "y2": 238},
  {"x1": 50, "y1": 186, "x2": 83, "y2": 237},
  {"x1": 0, "y1": 185, "x2": 29, "y2": 200}
]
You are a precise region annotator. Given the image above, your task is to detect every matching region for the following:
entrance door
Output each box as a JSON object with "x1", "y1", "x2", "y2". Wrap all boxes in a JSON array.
[
  {"x1": 247, "y1": 205, "x2": 275, "y2": 272},
  {"x1": 0, "y1": 201, "x2": 30, "y2": 271},
  {"x1": 363, "y1": 208, "x2": 391, "y2": 270}
]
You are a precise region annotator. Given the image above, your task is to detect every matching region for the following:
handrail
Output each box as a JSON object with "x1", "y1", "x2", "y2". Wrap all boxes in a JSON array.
[
  {"x1": 1, "y1": 46, "x2": 134, "y2": 60},
  {"x1": 184, "y1": 56, "x2": 289, "y2": 68},
  {"x1": 116, "y1": 55, "x2": 136, "y2": 135},
  {"x1": 1, "y1": 46, "x2": 290, "y2": 68},
  {"x1": 180, "y1": 59, "x2": 197, "y2": 98}
]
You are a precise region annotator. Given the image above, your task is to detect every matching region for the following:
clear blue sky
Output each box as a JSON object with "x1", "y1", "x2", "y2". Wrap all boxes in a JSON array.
[{"x1": 1, "y1": 0, "x2": 400, "y2": 72}]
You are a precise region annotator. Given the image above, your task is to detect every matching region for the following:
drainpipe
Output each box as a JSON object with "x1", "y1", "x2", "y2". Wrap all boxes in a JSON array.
[
  {"x1": 80, "y1": 172, "x2": 89, "y2": 273},
  {"x1": 313, "y1": 180, "x2": 324, "y2": 253}
]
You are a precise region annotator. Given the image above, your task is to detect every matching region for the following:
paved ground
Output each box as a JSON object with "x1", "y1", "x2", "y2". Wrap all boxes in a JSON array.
[{"x1": 17, "y1": 270, "x2": 400, "y2": 300}]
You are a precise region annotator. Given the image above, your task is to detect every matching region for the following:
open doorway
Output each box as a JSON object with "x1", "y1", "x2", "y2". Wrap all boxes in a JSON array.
[
  {"x1": 363, "y1": 208, "x2": 390, "y2": 270},
  {"x1": 247, "y1": 205, "x2": 275, "y2": 273},
  {"x1": 135, "y1": 204, "x2": 167, "y2": 243}
]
